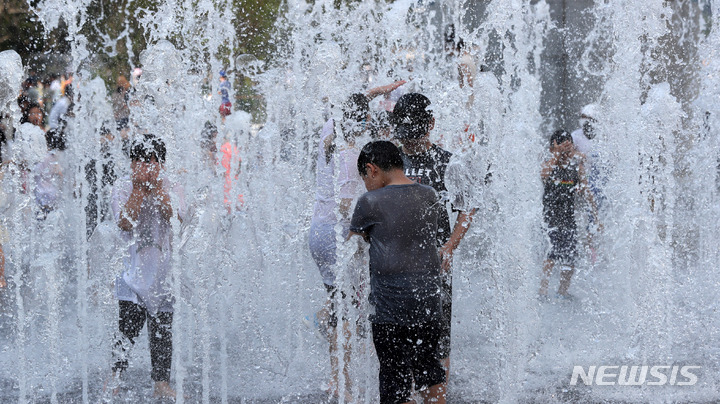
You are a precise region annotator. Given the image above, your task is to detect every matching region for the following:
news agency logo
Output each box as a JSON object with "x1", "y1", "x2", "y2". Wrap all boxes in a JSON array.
[{"x1": 570, "y1": 365, "x2": 700, "y2": 386}]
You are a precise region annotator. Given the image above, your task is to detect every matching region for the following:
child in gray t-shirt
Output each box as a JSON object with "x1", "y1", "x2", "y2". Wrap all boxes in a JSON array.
[{"x1": 350, "y1": 140, "x2": 446, "y2": 404}]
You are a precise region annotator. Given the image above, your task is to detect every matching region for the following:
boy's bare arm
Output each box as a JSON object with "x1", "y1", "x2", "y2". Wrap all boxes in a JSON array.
[
  {"x1": 347, "y1": 230, "x2": 369, "y2": 243},
  {"x1": 365, "y1": 80, "x2": 406, "y2": 100},
  {"x1": 578, "y1": 162, "x2": 602, "y2": 231},
  {"x1": 118, "y1": 186, "x2": 146, "y2": 231},
  {"x1": 151, "y1": 181, "x2": 173, "y2": 222},
  {"x1": 439, "y1": 209, "x2": 476, "y2": 273},
  {"x1": 540, "y1": 159, "x2": 555, "y2": 181},
  {"x1": 339, "y1": 198, "x2": 353, "y2": 221},
  {"x1": 577, "y1": 162, "x2": 592, "y2": 200}
]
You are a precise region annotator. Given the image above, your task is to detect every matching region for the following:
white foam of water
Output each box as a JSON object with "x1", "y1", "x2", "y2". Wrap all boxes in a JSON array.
[{"x1": 2, "y1": 0, "x2": 720, "y2": 402}]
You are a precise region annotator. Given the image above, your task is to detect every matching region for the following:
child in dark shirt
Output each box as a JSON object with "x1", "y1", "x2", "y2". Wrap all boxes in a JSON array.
[
  {"x1": 392, "y1": 93, "x2": 476, "y2": 385},
  {"x1": 350, "y1": 140, "x2": 446, "y2": 404},
  {"x1": 539, "y1": 130, "x2": 599, "y2": 299}
]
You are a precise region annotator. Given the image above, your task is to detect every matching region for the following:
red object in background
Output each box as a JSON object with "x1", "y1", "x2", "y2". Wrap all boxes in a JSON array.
[
  {"x1": 220, "y1": 141, "x2": 243, "y2": 211},
  {"x1": 464, "y1": 123, "x2": 475, "y2": 143},
  {"x1": 219, "y1": 102, "x2": 232, "y2": 117}
]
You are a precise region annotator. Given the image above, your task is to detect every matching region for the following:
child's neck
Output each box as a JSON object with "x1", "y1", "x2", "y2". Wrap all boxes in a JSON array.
[
  {"x1": 384, "y1": 169, "x2": 415, "y2": 187},
  {"x1": 402, "y1": 139, "x2": 432, "y2": 155}
]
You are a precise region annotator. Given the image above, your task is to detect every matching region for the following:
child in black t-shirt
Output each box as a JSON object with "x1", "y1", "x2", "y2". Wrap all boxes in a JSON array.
[
  {"x1": 350, "y1": 140, "x2": 446, "y2": 404},
  {"x1": 539, "y1": 130, "x2": 599, "y2": 299},
  {"x1": 392, "y1": 93, "x2": 475, "y2": 385}
]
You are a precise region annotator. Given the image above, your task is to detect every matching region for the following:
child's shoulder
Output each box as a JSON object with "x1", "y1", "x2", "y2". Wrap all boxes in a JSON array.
[
  {"x1": 411, "y1": 182, "x2": 438, "y2": 197},
  {"x1": 377, "y1": 182, "x2": 437, "y2": 199}
]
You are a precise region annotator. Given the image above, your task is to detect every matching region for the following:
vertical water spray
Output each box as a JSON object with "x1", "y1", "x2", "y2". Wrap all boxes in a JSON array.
[
  {"x1": 0, "y1": 49, "x2": 29, "y2": 404},
  {"x1": 3, "y1": 0, "x2": 720, "y2": 401}
]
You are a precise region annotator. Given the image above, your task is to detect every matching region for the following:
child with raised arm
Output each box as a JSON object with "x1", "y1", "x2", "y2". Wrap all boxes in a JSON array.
[{"x1": 349, "y1": 140, "x2": 446, "y2": 404}]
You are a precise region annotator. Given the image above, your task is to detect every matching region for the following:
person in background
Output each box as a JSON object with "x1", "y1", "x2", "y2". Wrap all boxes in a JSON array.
[
  {"x1": 309, "y1": 92, "x2": 370, "y2": 402},
  {"x1": 42, "y1": 74, "x2": 59, "y2": 117},
  {"x1": 570, "y1": 103, "x2": 605, "y2": 260},
  {"x1": 200, "y1": 121, "x2": 218, "y2": 166},
  {"x1": 85, "y1": 124, "x2": 117, "y2": 239},
  {"x1": 539, "y1": 130, "x2": 599, "y2": 299},
  {"x1": 33, "y1": 129, "x2": 66, "y2": 220},
  {"x1": 218, "y1": 70, "x2": 232, "y2": 122},
  {"x1": 219, "y1": 129, "x2": 242, "y2": 212},
  {"x1": 113, "y1": 76, "x2": 131, "y2": 135},
  {"x1": 48, "y1": 85, "x2": 73, "y2": 132},
  {"x1": 22, "y1": 103, "x2": 45, "y2": 131},
  {"x1": 456, "y1": 39, "x2": 477, "y2": 91}
]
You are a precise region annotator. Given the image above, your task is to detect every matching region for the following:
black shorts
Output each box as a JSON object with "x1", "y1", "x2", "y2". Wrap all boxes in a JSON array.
[
  {"x1": 439, "y1": 276, "x2": 452, "y2": 359},
  {"x1": 372, "y1": 322, "x2": 445, "y2": 404},
  {"x1": 548, "y1": 227, "x2": 577, "y2": 265}
]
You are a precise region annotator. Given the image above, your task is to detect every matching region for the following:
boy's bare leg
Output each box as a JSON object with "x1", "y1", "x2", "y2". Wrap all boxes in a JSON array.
[
  {"x1": 102, "y1": 371, "x2": 120, "y2": 396},
  {"x1": 153, "y1": 381, "x2": 176, "y2": 398},
  {"x1": 420, "y1": 383, "x2": 446, "y2": 404},
  {"x1": 539, "y1": 259, "x2": 554, "y2": 296},
  {"x1": 328, "y1": 323, "x2": 341, "y2": 397},
  {"x1": 0, "y1": 244, "x2": 6, "y2": 288},
  {"x1": 439, "y1": 357, "x2": 449, "y2": 398},
  {"x1": 329, "y1": 328, "x2": 338, "y2": 395},
  {"x1": 557, "y1": 266, "x2": 575, "y2": 296},
  {"x1": 342, "y1": 323, "x2": 353, "y2": 401},
  {"x1": 328, "y1": 320, "x2": 353, "y2": 398},
  {"x1": 334, "y1": 320, "x2": 353, "y2": 401}
]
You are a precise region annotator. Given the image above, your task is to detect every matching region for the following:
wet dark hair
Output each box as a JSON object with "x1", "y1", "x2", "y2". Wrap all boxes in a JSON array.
[
  {"x1": 26, "y1": 102, "x2": 42, "y2": 112},
  {"x1": 549, "y1": 129, "x2": 572, "y2": 147},
  {"x1": 357, "y1": 140, "x2": 404, "y2": 176},
  {"x1": 456, "y1": 38, "x2": 466, "y2": 52},
  {"x1": 202, "y1": 121, "x2": 218, "y2": 137},
  {"x1": 130, "y1": 134, "x2": 166, "y2": 163},
  {"x1": 46, "y1": 129, "x2": 67, "y2": 151},
  {"x1": 369, "y1": 110, "x2": 391, "y2": 140},
  {"x1": 392, "y1": 93, "x2": 433, "y2": 140},
  {"x1": 325, "y1": 93, "x2": 370, "y2": 164}
]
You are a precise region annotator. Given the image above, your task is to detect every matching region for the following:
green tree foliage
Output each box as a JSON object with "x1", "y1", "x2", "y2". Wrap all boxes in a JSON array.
[
  {"x1": 0, "y1": 0, "x2": 70, "y2": 71},
  {"x1": 79, "y1": 0, "x2": 158, "y2": 87},
  {"x1": 234, "y1": 0, "x2": 283, "y2": 61},
  {"x1": 1, "y1": 0, "x2": 285, "y2": 118},
  {"x1": 0, "y1": 0, "x2": 44, "y2": 58}
]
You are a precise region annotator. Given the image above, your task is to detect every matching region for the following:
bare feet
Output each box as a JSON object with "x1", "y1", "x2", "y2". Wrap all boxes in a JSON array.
[
  {"x1": 0, "y1": 275, "x2": 6, "y2": 288},
  {"x1": 539, "y1": 279, "x2": 549, "y2": 298},
  {"x1": 153, "y1": 381, "x2": 177, "y2": 399},
  {"x1": 102, "y1": 372, "x2": 121, "y2": 397},
  {"x1": 324, "y1": 380, "x2": 355, "y2": 403}
]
